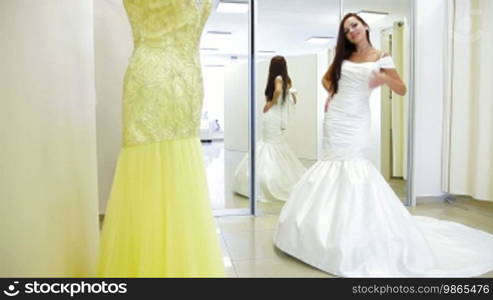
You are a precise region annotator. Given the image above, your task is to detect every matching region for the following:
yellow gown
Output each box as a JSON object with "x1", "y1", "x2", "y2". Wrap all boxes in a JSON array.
[{"x1": 97, "y1": 0, "x2": 225, "y2": 277}]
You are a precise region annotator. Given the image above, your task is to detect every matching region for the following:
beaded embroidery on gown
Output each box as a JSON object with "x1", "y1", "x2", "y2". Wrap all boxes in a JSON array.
[
  {"x1": 274, "y1": 56, "x2": 493, "y2": 277},
  {"x1": 97, "y1": 0, "x2": 225, "y2": 277},
  {"x1": 233, "y1": 86, "x2": 307, "y2": 202}
]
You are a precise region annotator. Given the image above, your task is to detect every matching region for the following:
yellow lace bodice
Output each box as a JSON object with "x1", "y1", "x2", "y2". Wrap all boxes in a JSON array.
[{"x1": 122, "y1": 0, "x2": 212, "y2": 146}]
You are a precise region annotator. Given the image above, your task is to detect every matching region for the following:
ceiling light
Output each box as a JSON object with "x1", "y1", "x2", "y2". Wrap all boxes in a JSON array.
[
  {"x1": 202, "y1": 31, "x2": 232, "y2": 48},
  {"x1": 217, "y1": 1, "x2": 249, "y2": 14},
  {"x1": 357, "y1": 10, "x2": 388, "y2": 24},
  {"x1": 258, "y1": 50, "x2": 276, "y2": 54},
  {"x1": 306, "y1": 36, "x2": 333, "y2": 44},
  {"x1": 206, "y1": 31, "x2": 232, "y2": 36},
  {"x1": 200, "y1": 47, "x2": 220, "y2": 52}
]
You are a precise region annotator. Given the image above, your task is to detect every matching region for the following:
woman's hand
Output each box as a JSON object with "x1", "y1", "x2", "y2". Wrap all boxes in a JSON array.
[
  {"x1": 369, "y1": 70, "x2": 387, "y2": 89},
  {"x1": 369, "y1": 68, "x2": 407, "y2": 96},
  {"x1": 324, "y1": 95, "x2": 332, "y2": 112},
  {"x1": 263, "y1": 101, "x2": 275, "y2": 113}
]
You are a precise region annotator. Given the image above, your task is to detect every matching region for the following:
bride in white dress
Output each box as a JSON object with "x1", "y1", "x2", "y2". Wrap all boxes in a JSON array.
[
  {"x1": 234, "y1": 56, "x2": 306, "y2": 202},
  {"x1": 274, "y1": 13, "x2": 493, "y2": 277}
]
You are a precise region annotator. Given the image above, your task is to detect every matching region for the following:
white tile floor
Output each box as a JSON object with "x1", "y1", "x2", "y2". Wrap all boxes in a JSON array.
[
  {"x1": 216, "y1": 215, "x2": 332, "y2": 277},
  {"x1": 202, "y1": 141, "x2": 289, "y2": 215},
  {"x1": 203, "y1": 141, "x2": 493, "y2": 278},
  {"x1": 202, "y1": 140, "x2": 247, "y2": 211},
  {"x1": 215, "y1": 200, "x2": 493, "y2": 278}
]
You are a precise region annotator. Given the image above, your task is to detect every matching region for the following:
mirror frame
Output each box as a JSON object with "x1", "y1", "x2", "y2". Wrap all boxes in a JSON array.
[{"x1": 407, "y1": 0, "x2": 416, "y2": 207}]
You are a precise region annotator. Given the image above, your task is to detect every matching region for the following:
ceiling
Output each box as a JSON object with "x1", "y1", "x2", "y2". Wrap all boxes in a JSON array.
[{"x1": 201, "y1": 0, "x2": 410, "y2": 65}]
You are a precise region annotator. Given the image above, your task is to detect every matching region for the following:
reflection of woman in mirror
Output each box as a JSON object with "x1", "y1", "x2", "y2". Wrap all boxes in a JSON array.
[
  {"x1": 233, "y1": 56, "x2": 306, "y2": 202},
  {"x1": 274, "y1": 13, "x2": 493, "y2": 277}
]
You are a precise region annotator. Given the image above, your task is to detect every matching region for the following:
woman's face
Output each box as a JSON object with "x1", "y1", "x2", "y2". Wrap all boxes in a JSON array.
[{"x1": 343, "y1": 16, "x2": 368, "y2": 44}]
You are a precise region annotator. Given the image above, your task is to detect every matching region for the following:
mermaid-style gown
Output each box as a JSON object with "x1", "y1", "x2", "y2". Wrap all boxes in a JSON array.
[
  {"x1": 233, "y1": 89, "x2": 306, "y2": 202},
  {"x1": 274, "y1": 56, "x2": 493, "y2": 277},
  {"x1": 97, "y1": 0, "x2": 225, "y2": 277}
]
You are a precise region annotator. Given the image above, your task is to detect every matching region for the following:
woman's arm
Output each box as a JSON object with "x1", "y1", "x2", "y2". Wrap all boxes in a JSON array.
[
  {"x1": 321, "y1": 69, "x2": 332, "y2": 93},
  {"x1": 290, "y1": 86, "x2": 297, "y2": 104},
  {"x1": 263, "y1": 100, "x2": 274, "y2": 113},
  {"x1": 263, "y1": 76, "x2": 283, "y2": 113},
  {"x1": 291, "y1": 93, "x2": 297, "y2": 104},
  {"x1": 370, "y1": 69, "x2": 407, "y2": 96},
  {"x1": 272, "y1": 76, "x2": 283, "y2": 103},
  {"x1": 321, "y1": 69, "x2": 333, "y2": 112},
  {"x1": 369, "y1": 53, "x2": 407, "y2": 96},
  {"x1": 383, "y1": 68, "x2": 407, "y2": 96}
]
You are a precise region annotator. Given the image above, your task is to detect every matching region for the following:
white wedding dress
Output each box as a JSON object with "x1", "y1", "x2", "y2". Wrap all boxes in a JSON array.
[
  {"x1": 233, "y1": 88, "x2": 306, "y2": 202},
  {"x1": 274, "y1": 56, "x2": 493, "y2": 277}
]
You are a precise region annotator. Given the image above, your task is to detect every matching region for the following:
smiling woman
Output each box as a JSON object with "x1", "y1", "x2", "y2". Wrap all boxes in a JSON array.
[{"x1": 274, "y1": 4, "x2": 493, "y2": 277}]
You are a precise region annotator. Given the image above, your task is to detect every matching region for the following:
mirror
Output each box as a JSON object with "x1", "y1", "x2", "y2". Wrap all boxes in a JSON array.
[
  {"x1": 228, "y1": 0, "x2": 341, "y2": 215},
  {"x1": 200, "y1": 0, "x2": 251, "y2": 215},
  {"x1": 215, "y1": 0, "x2": 413, "y2": 215}
]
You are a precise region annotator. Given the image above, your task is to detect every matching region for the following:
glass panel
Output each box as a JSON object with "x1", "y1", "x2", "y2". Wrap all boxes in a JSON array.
[
  {"x1": 201, "y1": 1, "x2": 251, "y2": 215},
  {"x1": 253, "y1": 0, "x2": 341, "y2": 215}
]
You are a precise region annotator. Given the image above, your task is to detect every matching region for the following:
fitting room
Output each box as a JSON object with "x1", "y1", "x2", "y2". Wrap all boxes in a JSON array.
[{"x1": 1, "y1": 0, "x2": 492, "y2": 278}]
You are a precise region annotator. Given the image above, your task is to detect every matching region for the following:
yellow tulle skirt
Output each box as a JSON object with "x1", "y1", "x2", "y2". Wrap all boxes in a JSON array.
[{"x1": 97, "y1": 137, "x2": 225, "y2": 277}]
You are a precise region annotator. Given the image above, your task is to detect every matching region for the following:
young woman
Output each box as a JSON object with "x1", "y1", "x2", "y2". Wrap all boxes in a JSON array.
[
  {"x1": 274, "y1": 13, "x2": 493, "y2": 277},
  {"x1": 234, "y1": 56, "x2": 306, "y2": 202}
]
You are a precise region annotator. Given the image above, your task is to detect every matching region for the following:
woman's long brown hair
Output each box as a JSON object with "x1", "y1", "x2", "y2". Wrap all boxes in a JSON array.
[
  {"x1": 324, "y1": 13, "x2": 371, "y2": 96},
  {"x1": 265, "y1": 56, "x2": 292, "y2": 102}
]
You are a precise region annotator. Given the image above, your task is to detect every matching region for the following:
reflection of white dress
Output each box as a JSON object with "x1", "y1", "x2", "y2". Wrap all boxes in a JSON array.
[
  {"x1": 274, "y1": 56, "x2": 493, "y2": 277},
  {"x1": 233, "y1": 90, "x2": 306, "y2": 202}
]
